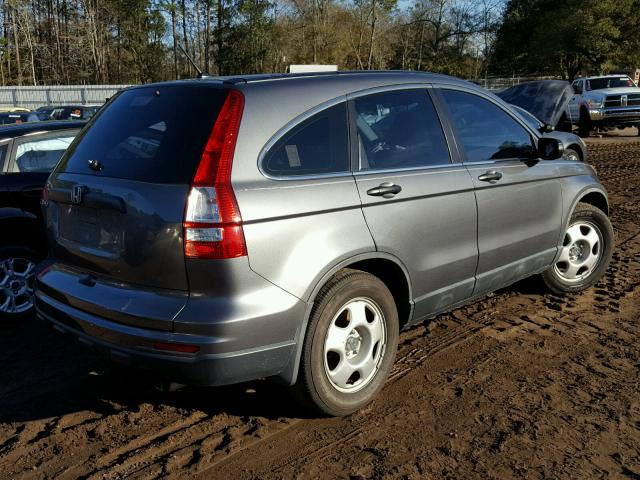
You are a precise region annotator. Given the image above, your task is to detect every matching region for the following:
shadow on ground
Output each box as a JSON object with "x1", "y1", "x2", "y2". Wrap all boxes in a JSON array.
[{"x1": 0, "y1": 275, "x2": 550, "y2": 425}]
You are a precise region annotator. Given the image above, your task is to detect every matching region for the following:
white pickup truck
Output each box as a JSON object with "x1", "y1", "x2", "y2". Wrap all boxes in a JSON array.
[{"x1": 568, "y1": 74, "x2": 640, "y2": 137}]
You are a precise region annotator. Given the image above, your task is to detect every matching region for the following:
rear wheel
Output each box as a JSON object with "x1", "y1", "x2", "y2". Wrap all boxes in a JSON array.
[
  {"x1": 0, "y1": 246, "x2": 40, "y2": 321},
  {"x1": 294, "y1": 269, "x2": 399, "y2": 416},
  {"x1": 542, "y1": 204, "x2": 613, "y2": 294}
]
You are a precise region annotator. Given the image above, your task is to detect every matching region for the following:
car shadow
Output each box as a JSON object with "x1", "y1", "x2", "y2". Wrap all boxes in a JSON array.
[
  {"x1": 1, "y1": 276, "x2": 552, "y2": 425},
  {"x1": 0, "y1": 318, "x2": 311, "y2": 425}
]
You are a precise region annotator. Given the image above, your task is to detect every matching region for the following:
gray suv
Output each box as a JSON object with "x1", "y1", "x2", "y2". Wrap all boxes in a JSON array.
[{"x1": 36, "y1": 72, "x2": 613, "y2": 416}]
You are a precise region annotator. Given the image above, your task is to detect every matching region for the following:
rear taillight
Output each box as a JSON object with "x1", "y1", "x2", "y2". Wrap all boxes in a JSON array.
[{"x1": 184, "y1": 90, "x2": 246, "y2": 259}]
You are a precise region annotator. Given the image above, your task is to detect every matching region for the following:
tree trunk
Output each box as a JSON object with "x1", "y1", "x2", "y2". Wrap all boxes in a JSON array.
[
  {"x1": 11, "y1": 6, "x2": 22, "y2": 86},
  {"x1": 181, "y1": 0, "x2": 190, "y2": 76},
  {"x1": 171, "y1": 4, "x2": 179, "y2": 79},
  {"x1": 367, "y1": 0, "x2": 377, "y2": 70},
  {"x1": 216, "y1": 0, "x2": 223, "y2": 75}
]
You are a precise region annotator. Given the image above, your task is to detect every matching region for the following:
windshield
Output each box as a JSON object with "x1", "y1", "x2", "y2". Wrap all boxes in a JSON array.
[{"x1": 587, "y1": 77, "x2": 636, "y2": 90}]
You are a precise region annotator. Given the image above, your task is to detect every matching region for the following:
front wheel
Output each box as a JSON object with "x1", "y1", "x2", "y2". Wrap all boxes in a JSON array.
[
  {"x1": 578, "y1": 110, "x2": 591, "y2": 138},
  {"x1": 563, "y1": 147, "x2": 581, "y2": 162},
  {"x1": 542, "y1": 203, "x2": 613, "y2": 294},
  {"x1": 294, "y1": 269, "x2": 399, "y2": 416},
  {"x1": 0, "y1": 246, "x2": 40, "y2": 321}
]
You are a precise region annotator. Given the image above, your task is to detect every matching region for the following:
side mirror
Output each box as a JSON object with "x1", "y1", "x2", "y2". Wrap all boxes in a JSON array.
[{"x1": 537, "y1": 137, "x2": 564, "y2": 160}]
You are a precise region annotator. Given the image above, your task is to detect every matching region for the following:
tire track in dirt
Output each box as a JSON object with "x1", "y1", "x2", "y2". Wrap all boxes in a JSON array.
[{"x1": 1, "y1": 140, "x2": 639, "y2": 479}]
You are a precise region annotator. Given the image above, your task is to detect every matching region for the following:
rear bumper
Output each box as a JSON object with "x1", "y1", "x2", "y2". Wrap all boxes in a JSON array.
[
  {"x1": 35, "y1": 256, "x2": 308, "y2": 386},
  {"x1": 36, "y1": 291, "x2": 298, "y2": 386}
]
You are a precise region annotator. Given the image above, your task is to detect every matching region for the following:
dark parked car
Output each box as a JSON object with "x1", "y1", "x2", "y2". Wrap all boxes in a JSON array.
[
  {"x1": 48, "y1": 105, "x2": 100, "y2": 121},
  {"x1": 0, "y1": 121, "x2": 85, "y2": 319},
  {"x1": 0, "y1": 111, "x2": 40, "y2": 125},
  {"x1": 497, "y1": 80, "x2": 575, "y2": 130},
  {"x1": 33, "y1": 106, "x2": 56, "y2": 121},
  {"x1": 36, "y1": 72, "x2": 612, "y2": 416}
]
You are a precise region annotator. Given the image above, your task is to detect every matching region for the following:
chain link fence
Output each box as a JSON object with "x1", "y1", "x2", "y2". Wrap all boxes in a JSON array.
[
  {"x1": 0, "y1": 85, "x2": 131, "y2": 108},
  {"x1": 471, "y1": 75, "x2": 562, "y2": 91}
]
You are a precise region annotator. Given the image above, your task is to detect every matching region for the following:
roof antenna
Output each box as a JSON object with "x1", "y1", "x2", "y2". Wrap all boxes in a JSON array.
[{"x1": 178, "y1": 44, "x2": 211, "y2": 79}]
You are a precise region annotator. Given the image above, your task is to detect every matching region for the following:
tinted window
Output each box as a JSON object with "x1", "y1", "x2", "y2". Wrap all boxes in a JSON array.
[
  {"x1": 0, "y1": 113, "x2": 29, "y2": 125},
  {"x1": 57, "y1": 86, "x2": 228, "y2": 183},
  {"x1": 12, "y1": 135, "x2": 76, "y2": 172},
  {"x1": 354, "y1": 89, "x2": 449, "y2": 170},
  {"x1": 263, "y1": 103, "x2": 348, "y2": 176},
  {"x1": 441, "y1": 89, "x2": 533, "y2": 162}
]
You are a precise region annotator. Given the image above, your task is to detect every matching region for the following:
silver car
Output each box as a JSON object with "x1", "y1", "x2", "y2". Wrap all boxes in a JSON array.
[{"x1": 36, "y1": 71, "x2": 613, "y2": 416}]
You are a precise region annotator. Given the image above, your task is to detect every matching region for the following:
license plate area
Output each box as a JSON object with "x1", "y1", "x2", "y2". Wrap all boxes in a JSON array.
[{"x1": 59, "y1": 205, "x2": 125, "y2": 254}]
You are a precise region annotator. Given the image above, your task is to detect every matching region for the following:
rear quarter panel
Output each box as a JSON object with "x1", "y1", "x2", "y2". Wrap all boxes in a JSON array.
[
  {"x1": 235, "y1": 177, "x2": 375, "y2": 301},
  {"x1": 230, "y1": 84, "x2": 379, "y2": 301}
]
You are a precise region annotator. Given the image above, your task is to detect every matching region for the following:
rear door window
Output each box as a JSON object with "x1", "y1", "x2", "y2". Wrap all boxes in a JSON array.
[
  {"x1": 353, "y1": 89, "x2": 450, "y2": 170},
  {"x1": 440, "y1": 89, "x2": 534, "y2": 163},
  {"x1": 56, "y1": 85, "x2": 229, "y2": 183},
  {"x1": 262, "y1": 102, "x2": 349, "y2": 177},
  {"x1": 12, "y1": 134, "x2": 76, "y2": 172}
]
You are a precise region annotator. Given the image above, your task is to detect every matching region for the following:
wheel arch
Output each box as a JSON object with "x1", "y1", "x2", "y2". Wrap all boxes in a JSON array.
[
  {"x1": 566, "y1": 143, "x2": 585, "y2": 161},
  {"x1": 280, "y1": 252, "x2": 414, "y2": 386},
  {"x1": 554, "y1": 186, "x2": 609, "y2": 258},
  {"x1": 577, "y1": 189, "x2": 609, "y2": 216},
  {"x1": 0, "y1": 209, "x2": 46, "y2": 253}
]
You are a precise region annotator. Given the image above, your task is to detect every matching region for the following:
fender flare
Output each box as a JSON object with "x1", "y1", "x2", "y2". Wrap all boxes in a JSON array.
[
  {"x1": 0, "y1": 207, "x2": 38, "y2": 222},
  {"x1": 278, "y1": 251, "x2": 414, "y2": 386},
  {"x1": 551, "y1": 185, "x2": 609, "y2": 264}
]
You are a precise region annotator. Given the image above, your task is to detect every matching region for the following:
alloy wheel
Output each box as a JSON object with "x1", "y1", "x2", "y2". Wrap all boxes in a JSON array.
[{"x1": 0, "y1": 257, "x2": 36, "y2": 314}]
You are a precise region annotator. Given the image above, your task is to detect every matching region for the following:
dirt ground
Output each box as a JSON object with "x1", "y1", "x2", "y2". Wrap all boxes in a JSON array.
[{"x1": 1, "y1": 136, "x2": 639, "y2": 480}]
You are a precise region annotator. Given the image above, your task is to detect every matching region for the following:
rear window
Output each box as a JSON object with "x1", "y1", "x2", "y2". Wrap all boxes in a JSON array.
[
  {"x1": 262, "y1": 102, "x2": 349, "y2": 177},
  {"x1": 56, "y1": 85, "x2": 228, "y2": 183}
]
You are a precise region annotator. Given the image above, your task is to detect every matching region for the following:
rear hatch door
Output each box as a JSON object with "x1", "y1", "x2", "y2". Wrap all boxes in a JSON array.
[{"x1": 41, "y1": 84, "x2": 229, "y2": 330}]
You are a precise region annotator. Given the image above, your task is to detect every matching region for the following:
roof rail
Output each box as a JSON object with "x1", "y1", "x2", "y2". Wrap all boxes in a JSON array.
[{"x1": 216, "y1": 70, "x2": 428, "y2": 85}]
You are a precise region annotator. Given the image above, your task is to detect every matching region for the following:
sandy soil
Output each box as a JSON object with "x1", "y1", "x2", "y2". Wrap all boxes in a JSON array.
[{"x1": 1, "y1": 140, "x2": 639, "y2": 479}]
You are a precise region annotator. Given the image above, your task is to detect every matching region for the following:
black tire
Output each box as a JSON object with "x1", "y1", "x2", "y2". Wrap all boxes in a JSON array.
[
  {"x1": 0, "y1": 246, "x2": 41, "y2": 321},
  {"x1": 563, "y1": 147, "x2": 581, "y2": 161},
  {"x1": 556, "y1": 113, "x2": 572, "y2": 132},
  {"x1": 578, "y1": 109, "x2": 591, "y2": 138},
  {"x1": 542, "y1": 203, "x2": 613, "y2": 294},
  {"x1": 294, "y1": 269, "x2": 399, "y2": 416}
]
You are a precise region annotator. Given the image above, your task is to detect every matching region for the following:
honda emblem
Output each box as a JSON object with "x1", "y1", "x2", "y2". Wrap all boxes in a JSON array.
[{"x1": 71, "y1": 185, "x2": 86, "y2": 205}]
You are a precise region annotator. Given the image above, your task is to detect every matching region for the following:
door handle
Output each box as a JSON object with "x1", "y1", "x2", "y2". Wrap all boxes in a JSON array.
[
  {"x1": 478, "y1": 171, "x2": 502, "y2": 183},
  {"x1": 366, "y1": 182, "x2": 402, "y2": 198}
]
